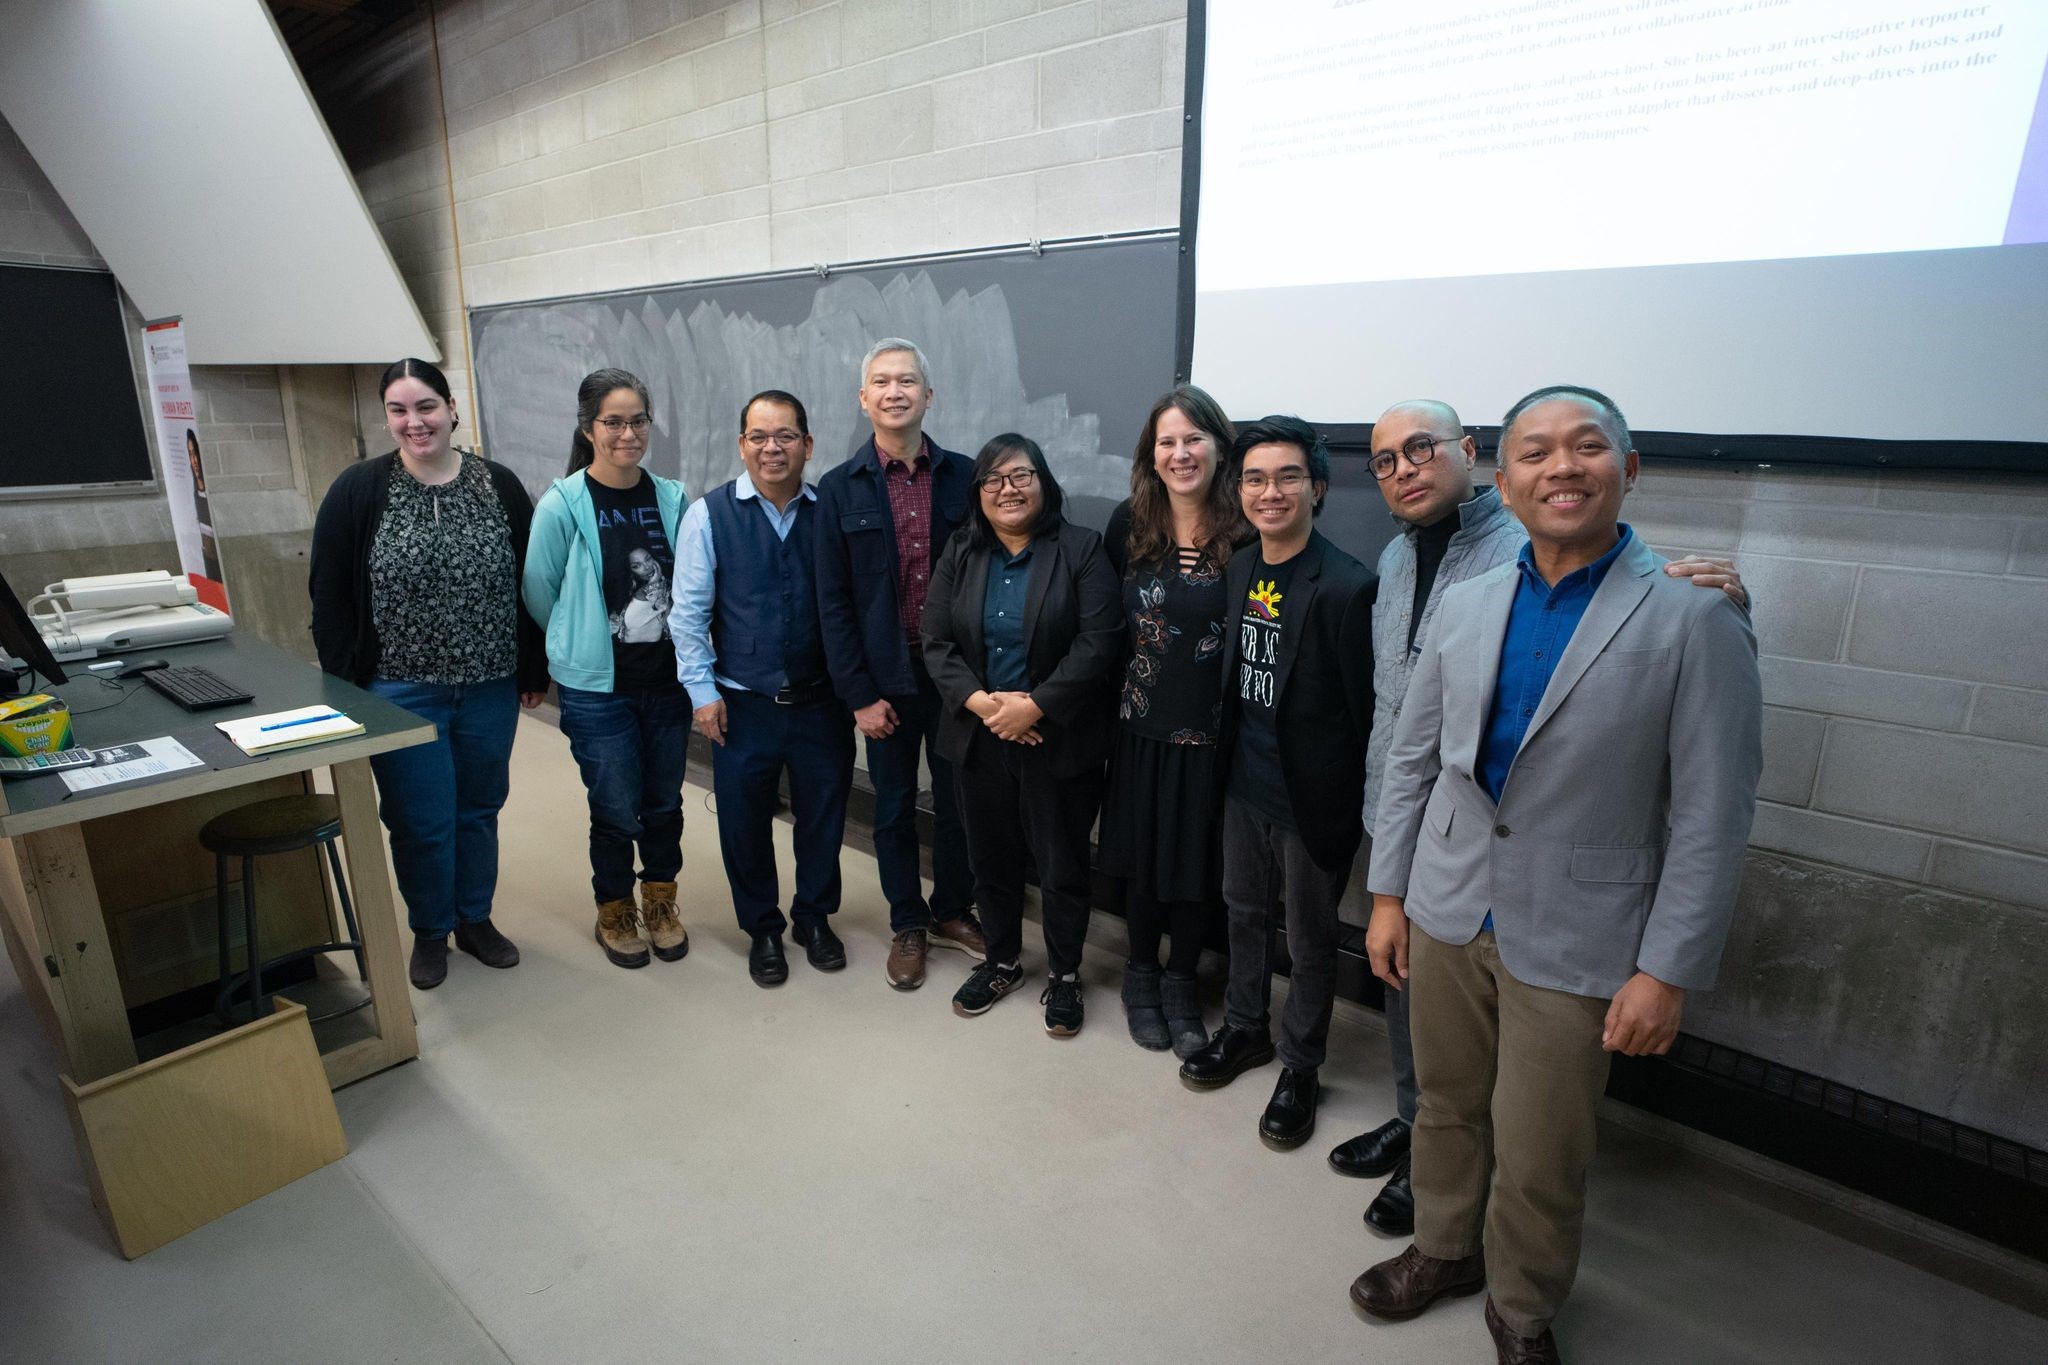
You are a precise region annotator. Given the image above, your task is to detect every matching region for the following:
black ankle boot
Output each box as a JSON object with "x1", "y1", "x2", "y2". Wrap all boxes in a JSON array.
[
  {"x1": 1122, "y1": 963, "x2": 1170, "y2": 1051},
  {"x1": 1161, "y1": 970, "x2": 1206, "y2": 1060},
  {"x1": 1178, "y1": 1023, "x2": 1276, "y2": 1091}
]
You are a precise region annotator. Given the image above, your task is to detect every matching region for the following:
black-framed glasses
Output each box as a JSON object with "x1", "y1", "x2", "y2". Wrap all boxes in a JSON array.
[
  {"x1": 597, "y1": 415, "x2": 652, "y2": 434},
  {"x1": 1237, "y1": 469, "x2": 1310, "y2": 494},
  {"x1": 1370, "y1": 433, "x2": 1456, "y2": 480},
  {"x1": 978, "y1": 468, "x2": 1038, "y2": 493}
]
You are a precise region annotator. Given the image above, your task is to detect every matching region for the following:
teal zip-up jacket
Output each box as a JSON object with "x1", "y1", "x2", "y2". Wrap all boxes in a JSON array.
[{"x1": 522, "y1": 468, "x2": 688, "y2": 693}]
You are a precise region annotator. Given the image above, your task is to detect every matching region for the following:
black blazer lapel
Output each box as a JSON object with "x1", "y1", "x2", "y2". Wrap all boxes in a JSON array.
[
  {"x1": 1021, "y1": 531, "x2": 1058, "y2": 646},
  {"x1": 954, "y1": 544, "x2": 992, "y2": 680},
  {"x1": 1220, "y1": 547, "x2": 1256, "y2": 686}
]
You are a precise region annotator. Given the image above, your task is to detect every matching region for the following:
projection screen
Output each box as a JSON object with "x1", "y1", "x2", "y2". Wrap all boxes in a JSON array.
[{"x1": 1186, "y1": 0, "x2": 2048, "y2": 454}]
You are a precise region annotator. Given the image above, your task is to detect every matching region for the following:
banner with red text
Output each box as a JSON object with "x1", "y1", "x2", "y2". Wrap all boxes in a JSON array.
[{"x1": 142, "y1": 317, "x2": 228, "y2": 612}]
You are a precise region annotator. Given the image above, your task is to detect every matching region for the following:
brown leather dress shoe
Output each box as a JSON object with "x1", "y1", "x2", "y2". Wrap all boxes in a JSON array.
[
  {"x1": 886, "y1": 928, "x2": 928, "y2": 990},
  {"x1": 1485, "y1": 1297, "x2": 1562, "y2": 1364},
  {"x1": 929, "y1": 910, "x2": 987, "y2": 960},
  {"x1": 1349, "y1": 1244, "x2": 1487, "y2": 1321}
]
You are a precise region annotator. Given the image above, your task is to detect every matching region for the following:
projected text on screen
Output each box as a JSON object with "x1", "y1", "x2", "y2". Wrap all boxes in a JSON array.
[{"x1": 1198, "y1": 0, "x2": 2048, "y2": 290}]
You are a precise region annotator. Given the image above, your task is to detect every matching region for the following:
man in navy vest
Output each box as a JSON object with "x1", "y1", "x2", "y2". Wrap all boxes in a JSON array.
[
  {"x1": 671, "y1": 390, "x2": 854, "y2": 986},
  {"x1": 814, "y1": 339, "x2": 989, "y2": 990}
]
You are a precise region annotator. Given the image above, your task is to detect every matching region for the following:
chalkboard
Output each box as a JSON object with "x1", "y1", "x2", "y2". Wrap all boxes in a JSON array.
[
  {"x1": 467, "y1": 235, "x2": 1181, "y2": 528},
  {"x1": 0, "y1": 264, "x2": 155, "y2": 495}
]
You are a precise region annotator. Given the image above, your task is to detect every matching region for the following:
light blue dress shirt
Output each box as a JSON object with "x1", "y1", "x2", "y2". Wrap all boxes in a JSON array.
[{"x1": 668, "y1": 472, "x2": 818, "y2": 709}]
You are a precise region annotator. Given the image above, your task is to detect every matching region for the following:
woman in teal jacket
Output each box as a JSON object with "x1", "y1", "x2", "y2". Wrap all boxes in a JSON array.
[{"x1": 522, "y1": 368, "x2": 692, "y2": 970}]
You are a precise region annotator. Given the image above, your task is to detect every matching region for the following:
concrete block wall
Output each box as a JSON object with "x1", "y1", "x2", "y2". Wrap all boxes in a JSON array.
[
  {"x1": 361, "y1": 0, "x2": 1183, "y2": 390},
  {"x1": 1630, "y1": 463, "x2": 2048, "y2": 915}
]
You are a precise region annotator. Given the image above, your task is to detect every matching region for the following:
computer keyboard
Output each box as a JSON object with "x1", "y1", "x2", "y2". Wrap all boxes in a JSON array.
[{"x1": 140, "y1": 665, "x2": 254, "y2": 711}]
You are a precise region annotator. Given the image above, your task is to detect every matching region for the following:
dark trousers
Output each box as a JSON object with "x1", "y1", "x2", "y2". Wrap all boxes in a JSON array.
[
  {"x1": 556, "y1": 683, "x2": 690, "y2": 903},
  {"x1": 955, "y1": 732, "x2": 1099, "y2": 976},
  {"x1": 864, "y1": 659, "x2": 973, "y2": 932},
  {"x1": 366, "y1": 675, "x2": 519, "y2": 937},
  {"x1": 711, "y1": 689, "x2": 854, "y2": 936},
  {"x1": 1220, "y1": 796, "x2": 1351, "y2": 1072}
]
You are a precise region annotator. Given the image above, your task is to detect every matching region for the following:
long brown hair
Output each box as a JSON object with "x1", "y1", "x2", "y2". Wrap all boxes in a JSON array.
[{"x1": 1125, "y1": 385, "x2": 1245, "y2": 570}]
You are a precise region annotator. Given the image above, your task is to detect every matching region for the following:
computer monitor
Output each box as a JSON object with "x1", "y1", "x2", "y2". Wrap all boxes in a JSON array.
[{"x1": 0, "y1": 569, "x2": 68, "y2": 687}]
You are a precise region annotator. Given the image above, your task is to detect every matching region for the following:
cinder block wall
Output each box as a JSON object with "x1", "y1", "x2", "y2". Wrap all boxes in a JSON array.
[{"x1": 321, "y1": 0, "x2": 2044, "y2": 1146}]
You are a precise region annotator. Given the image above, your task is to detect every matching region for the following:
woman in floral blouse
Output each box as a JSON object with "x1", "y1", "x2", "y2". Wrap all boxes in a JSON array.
[
  {"x1": 309, "y1": 358, "x2": 547, "y2": 992},
  {"x1": 1099, "y1": 386, "x2": 1249, "y2": 1056}
]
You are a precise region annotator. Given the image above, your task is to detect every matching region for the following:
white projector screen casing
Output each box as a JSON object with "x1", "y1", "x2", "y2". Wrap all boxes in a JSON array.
[
  {"x1": 0, "y1": 0, "x2": 436, "y2": 366},
  {"x1": 1188, "y1": 0, "x2": 2048, "y2": 445}
]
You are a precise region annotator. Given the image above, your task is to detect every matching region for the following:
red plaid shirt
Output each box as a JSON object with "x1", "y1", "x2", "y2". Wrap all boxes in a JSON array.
[{"x1": 881, "y1": 440, "x2": 934, "y2": 643}]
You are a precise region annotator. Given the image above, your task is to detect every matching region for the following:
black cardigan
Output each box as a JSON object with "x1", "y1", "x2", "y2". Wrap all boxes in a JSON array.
[
  {"x1": 307, "y1": 451, "x2": 548, "y2": 692},
  {"x1": 920, "y1": 519, "x2": 1125, "y2": 779}
]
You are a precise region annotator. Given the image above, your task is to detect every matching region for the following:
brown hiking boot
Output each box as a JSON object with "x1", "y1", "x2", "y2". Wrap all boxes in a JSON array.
[
  {"x1": 594, "y1": 897, "x2": 649, "y2": 969},
  {"x1": 639, "y1": 881, "x2": 688, "y2": 962},
  {"x1": 886, "y1": 928, "x2": 928, "y2": 990}
]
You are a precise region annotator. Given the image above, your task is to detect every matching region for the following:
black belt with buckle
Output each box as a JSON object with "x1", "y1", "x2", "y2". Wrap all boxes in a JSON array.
[{"x1": 773, "y1": 681, "x2": 834, "y2": 706}]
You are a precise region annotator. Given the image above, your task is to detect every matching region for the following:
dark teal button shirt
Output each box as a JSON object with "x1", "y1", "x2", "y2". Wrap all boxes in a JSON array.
[{"x1": 982, "y1": 543, "x2": 1034, "y2": 692}]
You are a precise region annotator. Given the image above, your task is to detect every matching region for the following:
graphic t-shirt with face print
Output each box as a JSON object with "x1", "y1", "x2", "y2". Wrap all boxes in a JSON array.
[{"x1": 588, "y1": 475, "x2": 679, "y2": 692}]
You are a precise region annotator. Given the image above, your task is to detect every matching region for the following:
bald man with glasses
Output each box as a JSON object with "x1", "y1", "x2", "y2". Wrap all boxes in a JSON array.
[{"x1": 1327, "y1": 400, "x2": 1747, "y2": 1240}]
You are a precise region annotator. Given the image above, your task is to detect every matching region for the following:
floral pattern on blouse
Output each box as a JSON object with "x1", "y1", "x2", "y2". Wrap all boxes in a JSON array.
[
  {"x1": 1119, "y1": 549, "x2": 1226, "y2": 745},
  {"x1": 368, "y1": 452, "x2": 519, "y2": 686}
]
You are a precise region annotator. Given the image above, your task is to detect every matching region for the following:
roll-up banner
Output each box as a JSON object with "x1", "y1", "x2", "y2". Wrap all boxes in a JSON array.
[{"x1": 141, "y1": 316, "x2": 229, "y2": 612}]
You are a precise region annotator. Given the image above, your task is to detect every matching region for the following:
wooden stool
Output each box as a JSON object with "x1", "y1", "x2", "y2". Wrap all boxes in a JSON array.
[{"x1": 199, "y1": 794, "x2": 368, "y2": 1025}]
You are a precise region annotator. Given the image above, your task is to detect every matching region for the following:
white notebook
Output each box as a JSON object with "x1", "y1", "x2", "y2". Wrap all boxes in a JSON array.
[{"x1": 216, "y1": 705, "x2": 364, "y2": 756}]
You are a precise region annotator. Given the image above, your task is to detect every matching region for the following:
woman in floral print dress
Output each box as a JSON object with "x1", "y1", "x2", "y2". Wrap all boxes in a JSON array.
[{"x1": 1099, "y1": 385, "x2": 1249, "y2": 1057}]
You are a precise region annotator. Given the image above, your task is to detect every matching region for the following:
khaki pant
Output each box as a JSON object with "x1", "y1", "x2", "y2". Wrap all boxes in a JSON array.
[{"x1": 1408, "y1": 925, "x2": 1613, "y2": 1336}]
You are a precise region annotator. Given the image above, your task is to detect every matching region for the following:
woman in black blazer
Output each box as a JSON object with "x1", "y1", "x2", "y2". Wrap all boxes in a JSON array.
[{"x1": 922, "y1": 434, "x2": 1123, "y2": 1036}]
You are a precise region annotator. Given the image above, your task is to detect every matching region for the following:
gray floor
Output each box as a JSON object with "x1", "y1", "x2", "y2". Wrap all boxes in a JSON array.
[{"x1": 2, "y1": 715, "x2": 2044, "y2": 1364}]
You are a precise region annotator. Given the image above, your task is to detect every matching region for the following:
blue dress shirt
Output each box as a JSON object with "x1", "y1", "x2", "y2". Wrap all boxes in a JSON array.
[
  {"x1": 982, "y1": 543, "x2": 1034, "y2": 693},
  {"x1": 1473, "y1": 525, "x2": 1635, "y2": 930},
  {"x1": 669, "y1": 472, "x2": 817, "y2": 708}
]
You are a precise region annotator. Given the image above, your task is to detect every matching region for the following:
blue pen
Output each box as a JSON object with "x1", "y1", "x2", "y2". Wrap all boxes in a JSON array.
[{"x1": 259, "y1": 712, "x2": 346, "y2": 732}]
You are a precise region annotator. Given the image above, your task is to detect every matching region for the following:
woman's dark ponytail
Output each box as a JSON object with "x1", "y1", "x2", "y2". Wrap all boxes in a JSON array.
[{"x1": 567, "y1": 428, "x2": 596, "y2": 475}]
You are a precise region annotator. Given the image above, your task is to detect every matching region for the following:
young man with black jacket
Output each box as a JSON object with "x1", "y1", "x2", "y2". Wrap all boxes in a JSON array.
[{"x1": 1180, "y1": 415, "x2": 1377, "y2": 1153}]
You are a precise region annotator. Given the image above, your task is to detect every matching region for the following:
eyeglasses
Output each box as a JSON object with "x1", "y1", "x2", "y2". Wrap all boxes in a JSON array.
[
  {"x1": 1370, "y1": 433, "x2": 1455, "y2": 481},
  {"x1": 1237, "y1": 470, "x2": 1311, "y2": 494},
  {"x1": 596, "y1": 415, "x2": 652, "y2": 434},
  {"x1": 978, "y1": 468, "x2": 1038, "y2": 493},
  {"x1": 743, "y1": 429, "x2": 804, "y2": 450}
]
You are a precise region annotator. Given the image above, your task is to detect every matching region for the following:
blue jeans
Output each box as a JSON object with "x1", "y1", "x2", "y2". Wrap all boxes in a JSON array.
[
  {"x1": 366, "y1": 675, "x2": 520, "y2": 938},
  {"x1": 712, "y1": 689, "x2": 854, "y2": 936},
  {"x1": 556, "y1": 683, "x2": 690, "y2": 904},
  {"x1": 863, "y1": 660, "x2": 973, "y2": 933}
]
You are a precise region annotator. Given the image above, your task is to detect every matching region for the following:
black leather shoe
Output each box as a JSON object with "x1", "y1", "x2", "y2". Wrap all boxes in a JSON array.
[
  {"x1": 409, "y1": 934, "x2": 449, "y2": 990},
  {"x1": 1365, "y1": 1151, "x2": 1415, "y2": 1237},
  {"x1": 1259, "y1": 1067, "x2": 1320, "y2": 1150},
  {"x1": 1330, "y1": 1117, "x2": 1412, "y2": 1179},
  {"x1": 749, "y1": 932, "x2": 788, "y2": 986},
  {"x1": 1178, "y1": 1023, "x2": 1277, "y2": 1091},
  {"x1": 792, "y1": 919, "x2": 846, "y2": 971}
]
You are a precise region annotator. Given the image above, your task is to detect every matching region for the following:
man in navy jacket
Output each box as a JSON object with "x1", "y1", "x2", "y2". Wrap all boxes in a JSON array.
[{"x1": 814, "y1": 339, "x2": 989, "y2": 989}]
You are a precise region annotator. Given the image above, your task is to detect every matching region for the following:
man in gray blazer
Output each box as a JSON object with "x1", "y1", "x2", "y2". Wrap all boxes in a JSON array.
[
  {"x1": 1330, "y1": 400, "x2": 1747, "y2": 1238},
  {"x1": 1349, "y1": 386, "x2": 1763, "y2": 1365}
]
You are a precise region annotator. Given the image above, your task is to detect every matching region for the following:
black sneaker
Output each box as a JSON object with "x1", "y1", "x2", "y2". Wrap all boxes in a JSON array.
[
  {"x1": 952, "y1": 961, "x2": 1025, "y2": 1017},
  {"x1": 1041, "y1": 976, "x2": 1084, "y2": 1037},
  {"x1": 409, "y1": 934, "x2": 449, "y2": 990},
  {"x1": 454, "y1": 918, "x2": 520, "y2": 969}
]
